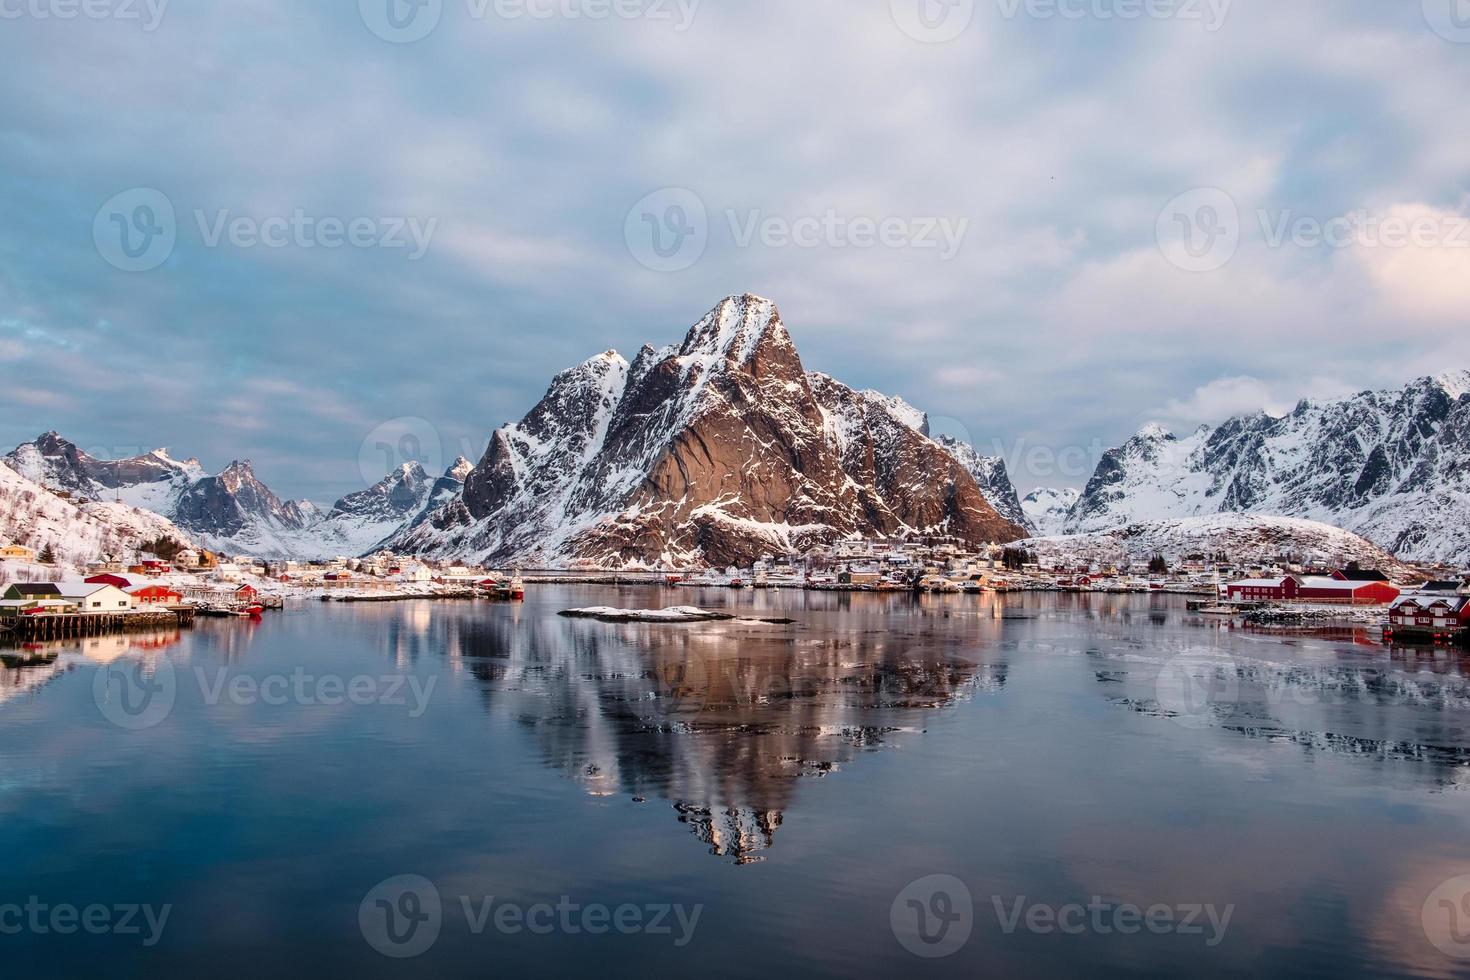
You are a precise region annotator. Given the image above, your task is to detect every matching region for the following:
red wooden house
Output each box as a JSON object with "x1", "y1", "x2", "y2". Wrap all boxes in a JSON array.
[
  {"x1": 127, "y1": 584, "x2": 184, "y2": 605},
  {"x1": 1227, "y1": 576, "x2": 1301, "y2": 601},
  {"x1": 1387, "y1": 594, "x2": 1470, "y2": 640},
  {"x1": 1297, "y1": 576, "x2": 1400, "y2": 605}
]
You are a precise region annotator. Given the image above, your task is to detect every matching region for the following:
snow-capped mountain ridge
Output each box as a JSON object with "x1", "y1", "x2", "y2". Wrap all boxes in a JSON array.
[
  {"x1": 4, "y1": 433, "x2": 319, "y2": 558},
  {"x1": 305, "y1": 458, "x2": 474, "y2": 557},
  {"x1": 393, "y1": 294, "x2": 1025, "y2": 567},
  {"x1": 1068, "y1": 373, "x2": 1470, "y2": 562},
  {"x1": 1021, "y1": 487, "x2": 1080, "y2": 537},
  {"x1": 8, "y1": 320, "x2": 1465, "y2": 566},
  {"x1": 0, "y1": 461, "x2": 195, "y2": 571},
  {"x1": 1020, "y1": 514, "x2": 1416, "y2": 579},
  {"x1": 934, "y1": 435, "x2": 1031, "y2": 531}
]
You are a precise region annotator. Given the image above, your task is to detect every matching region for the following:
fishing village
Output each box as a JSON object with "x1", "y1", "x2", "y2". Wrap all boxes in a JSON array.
[{"x1": 4, "y1": 532, "x2": 1468, "y2": 658}]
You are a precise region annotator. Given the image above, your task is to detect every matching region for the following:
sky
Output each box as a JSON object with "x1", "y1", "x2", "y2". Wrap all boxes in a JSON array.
[{"x1": 1, "y1": 0, "x2": 1468, "y2": 506}]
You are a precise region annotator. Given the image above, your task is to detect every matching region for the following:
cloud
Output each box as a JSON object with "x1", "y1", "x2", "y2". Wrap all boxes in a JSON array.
[
  {"x1": 1350, "y1": 202, "x2": 1470, "y2": 321},
  {"x1": 0, "y1": 1, "x2": 1467, "y2": 503},
  {"x1": 1151, "y1": 374, "x2": 1357, "y2": 430},
  {"x1": 1151, "y1": 376, "x2": 1289, "y2": 426}
]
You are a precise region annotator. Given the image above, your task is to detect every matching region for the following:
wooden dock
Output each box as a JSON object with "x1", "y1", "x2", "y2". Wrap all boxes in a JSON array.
[{"x1": 0, "y1": 608, "x2": 194, "y2": 641}]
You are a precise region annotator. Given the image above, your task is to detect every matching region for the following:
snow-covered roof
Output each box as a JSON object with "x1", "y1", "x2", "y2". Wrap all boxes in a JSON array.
[
  {"x1": 1229, "y1": 577, "x2": 1296, "y2": 588},
  {"x1": 1299, "y1": 576, "x2": 1366, "y2": 590},
  {"x1": 53, "y1": 579, "x2": 128, "y2": 597},
  {"x1": 1392, "y1": 594, "x2": 1467, "y2": 612}
]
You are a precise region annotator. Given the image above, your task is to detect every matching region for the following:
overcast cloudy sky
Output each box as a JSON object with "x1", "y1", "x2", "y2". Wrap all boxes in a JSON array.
[{"x1": 2, "y1": 0, "x2": 1468, "y2": 504}]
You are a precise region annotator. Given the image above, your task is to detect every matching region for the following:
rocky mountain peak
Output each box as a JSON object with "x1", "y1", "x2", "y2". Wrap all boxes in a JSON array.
[
  {"x1": 446, "y1": 456, "x2": 474, "y2": 482},
  {"x1": 1133, "y1": 422, "x2": 1175, "y2": 442},
  {"x1": 395, "y1": 295, "x2": 1025, "y2": 567},
  {"x1": 1068, "y1": 371, "x2": 1470, "y2": 561},
  {"x1": 675, "y1": 294, "x2": 788, "y2": 367},
  {"x1": 934, "y1": 435, "x2": 1030, "y2": 530}
]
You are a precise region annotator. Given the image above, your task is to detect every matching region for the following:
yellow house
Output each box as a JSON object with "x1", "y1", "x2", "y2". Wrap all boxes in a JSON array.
[{"x1": 0, "y1": 544, "x2": 37, "y2": 562}]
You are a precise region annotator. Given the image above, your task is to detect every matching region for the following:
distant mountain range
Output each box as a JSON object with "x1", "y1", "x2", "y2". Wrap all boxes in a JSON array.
[
  {"x1": 1056, "y1": 372, "x2": 1470, "y2": 563},
  {"x1": 3, "y1": 431, "x2": 471, "y2": 560},
  {"x1": 3, "y1": 296, "x2": 1465, "y2": 568}
]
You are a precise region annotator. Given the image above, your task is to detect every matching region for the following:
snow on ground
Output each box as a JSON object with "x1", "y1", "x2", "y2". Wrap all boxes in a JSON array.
[
  {"x1": 1017, "y1": 514, "x2": 1416, "y2": 578},
  {"x1": 0, "y1": 463, "x2": 195, "y2": 575},
  {"x1": 1021, "y1": 487, "x2": 1080, "y2": 537}
]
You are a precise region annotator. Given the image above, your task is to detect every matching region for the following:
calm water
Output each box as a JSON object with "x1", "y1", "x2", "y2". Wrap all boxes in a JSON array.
[{"x1": 3, "y1": 588, "x2": 1470, "y2": 978}]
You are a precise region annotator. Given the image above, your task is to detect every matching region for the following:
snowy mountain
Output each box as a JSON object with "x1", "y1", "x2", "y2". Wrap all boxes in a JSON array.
[
  {"x1": 1020, "y1": 514, "x2": 1415, "y2": 579},
  {"x1": 393, "y1": 294, "x2": 1026, "y2": 567},
  {"x1": 934, "y1": 436, "x2": 1031, "y2": 531},
  {"x1": 307, "y1": 458, "x2": 473, "y2": 557},
  {"x1": 0, "y1": 461, "x2": 194, "y2": 572},
  {"x1": 4, "y1": 433, "x2": 319, "y2": 559},
  {"x1": 1067, "y1": 373, "x2": 1470, "y2": 562},
  {"x1": 1021, "y1": 487, "x2": 1080, "y2": 537}
]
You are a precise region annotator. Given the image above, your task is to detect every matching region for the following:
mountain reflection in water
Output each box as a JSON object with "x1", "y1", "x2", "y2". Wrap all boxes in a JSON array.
[
  {"x1": 421, "y1": 600, "x2": 1007, "y2": 863},
  {"x1": 4, "y1": 590, "x2": 1470, "y2": 977}
]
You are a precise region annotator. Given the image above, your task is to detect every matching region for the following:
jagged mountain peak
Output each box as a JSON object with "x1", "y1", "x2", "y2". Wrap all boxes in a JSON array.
[
  {"x1": 395, "y1": 295, "x2": 1024, "y2": 567},
  {"x1": 675, "y1": 294, "x2": 790, "y2": 367},
  {"x1": 393, "y1": 460, "x2": 430, "y2": 481},
  {"x1": 934, "y1": 435, "x2": 1030, "y2": 530},
  {"x1": 446, "y1": 457, "x2": 474, "y2": 481},
  {"x1": 1133, "y1": 422, "x2": 1176, "y2": 442},
  {"x1": 1070, "y1": 370, "x2": 1470, "y2": 561},
  {"x1": 1435, "y1": 369, "x2": 1470, "y2": 399}
]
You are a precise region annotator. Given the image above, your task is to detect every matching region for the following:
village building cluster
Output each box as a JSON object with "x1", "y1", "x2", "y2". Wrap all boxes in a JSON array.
[{"x1": 2, "y1": 531, "x2": 1467, "y2": 643}]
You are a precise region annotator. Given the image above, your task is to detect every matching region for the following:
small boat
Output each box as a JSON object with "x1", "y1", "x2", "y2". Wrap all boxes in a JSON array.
[{"x1": 1197, "y1": 604, "x2": 1236, "y2": 616}]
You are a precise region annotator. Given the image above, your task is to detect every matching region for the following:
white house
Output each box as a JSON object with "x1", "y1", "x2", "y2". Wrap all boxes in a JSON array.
[{"x1": 55, "y1": 580, "x2": 135, "y2": 612}]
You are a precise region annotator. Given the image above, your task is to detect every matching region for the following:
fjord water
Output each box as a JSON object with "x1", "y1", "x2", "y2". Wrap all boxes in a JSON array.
[{"x1": 3, "y1": 589, "x2": 1469, "y2": 978}]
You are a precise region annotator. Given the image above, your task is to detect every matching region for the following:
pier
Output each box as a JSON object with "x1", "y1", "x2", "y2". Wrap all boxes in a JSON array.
[{"x1": 0, "y1": 608, "x2": 194, "y2": 642}]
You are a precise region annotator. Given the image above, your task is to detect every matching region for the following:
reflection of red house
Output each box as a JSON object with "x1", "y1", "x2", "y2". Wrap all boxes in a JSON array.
[
  {"x1": 1227, "y1": 576, "x2": 1301, "y2": 601},
  {"x1": 128, "y1": 585, "x2": 184, "y2": 605}
]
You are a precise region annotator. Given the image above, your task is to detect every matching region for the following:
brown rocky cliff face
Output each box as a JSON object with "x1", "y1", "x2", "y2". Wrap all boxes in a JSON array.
[{"x1": 400, "y1": 294, "x2": 1025, "y2": 567}]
